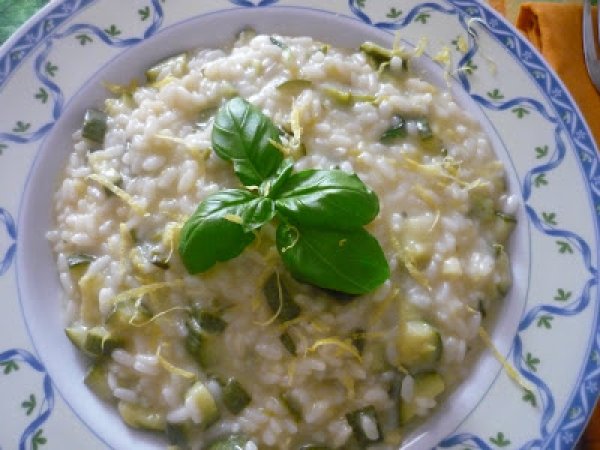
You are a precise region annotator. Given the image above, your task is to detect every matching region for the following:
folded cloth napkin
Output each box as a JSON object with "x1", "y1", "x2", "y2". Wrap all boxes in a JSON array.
[{"x1": 516, "y1": 3, "x2": 600, "y2": 147}]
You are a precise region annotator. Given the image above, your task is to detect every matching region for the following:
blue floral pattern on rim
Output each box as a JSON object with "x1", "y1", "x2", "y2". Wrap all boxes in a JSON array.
[
  {"x1": 0, "y1": 0, "x2": 597, "y2": 448},
  {"x1": 0, "y1": 208, "x2": 17, "y2": 276},
  {"x1": 0, "y1": 348, "x2": 54, "y2": 450}
]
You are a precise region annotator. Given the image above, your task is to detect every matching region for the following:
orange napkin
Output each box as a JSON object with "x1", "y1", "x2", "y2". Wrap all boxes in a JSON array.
[{"x1": 516, "y1": 3, "x2": 600, "y2": 147}]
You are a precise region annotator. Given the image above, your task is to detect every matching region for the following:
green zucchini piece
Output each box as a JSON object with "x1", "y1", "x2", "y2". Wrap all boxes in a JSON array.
[
  {"x1": 65, "y1": 326, "x2": 122, "y2": 357},
  {"x1": 493, "y1": 211, "x2": 517, "y2": 243},
  {"x1": 204, "y1": 434, "x2": 249, "y2": 450},
  {"x1": 263, "y1": 273, "x2": 301, "y2": 323},
  {"x1": 67, "y1": 254, "x2": 95, "y2": 280},
  {"x1": 495, "y1": 211, "x2": 517, "y2": 224},
  {"x1": 65, "y1": 326, "x2": 89, "y2": 353},
  {"x1": 350, "y1": 328, "x2": 366, "y2": 355},
  {"x1": 415, "y1": 118, "x2": 433, "y2": 140},
  {"x1": 299, "y1": 446, "x2": 332, "y2": 450},
  {"x1": 381, "y1": 115, "x2": 407, "y2": 142},
  {"x1": 185, "y1": 321, "x2": 219, "y2": 369},
  {"x1": 221, "y1": 378, "x2": 252, "y2": 414},
  {"x1": 360, "y1": 41, "x2": 393, "y2": 67},
  {"x1": 414, "y1": 372, "x2": 445, "y2": 397},
  {"x1": 138, "y1": 243, "x2": 170, "y2": 270},
  {"x1": 118, "y1": 401, "x2": 166, "y2": 431},
  {"x1": 365, "y1": 340, "x2": 390, "y2": 373},
  {"x1": 398, "y1": 398, "x2": 416, "y2": 425},
  {"x1": 84, "y1": 326, "x2": 123, "y2": 357},
  {"x1": 279, "y1": 331, "x2": 297, "y2": 356},
  {"x1": 145, "y1": 52, "x2": 189, "y2": 83},
  {"x1": 165, "y1": 423, "x2": 190, "y2": 449},
  {"x1": 82, "y1": 108, "x2": 108, "y2": 145},
  {"x1": 193, "y1": 309, "x2": 227, "y2": 334},
  {"x1": 276, "y1": 79, "x2": 313, "y2": 95},
  {"x1": 150, "y1": 254, "x2": 170, "y2": 269},
  {"x1": 322, "y1": 86, "x2": 352, "y2": 105},
  {"x1": 269, "y1": 36, "x2": 288, "y2": 50},
  {"x1": 387, "y1": 370, "x2": 403, "y2": 401},
  {"x1": 185, "y1": 381, "x2": 220, "y2": 429},
  {"x1": 84, "y1": 361, "x2": 113, "y2": 401},
  {"x1": 185, "y1": 317, "x2": 220, "y2": 369},
  {"x1": 345, "y1": 405, "x2": 383, "y2": 446},
  {"x1": 469, "y1": 194, "x2": 495, "y2": 221},
  {"x1": 280, "y1": 391, "x2": 302, "y2": 422},
  {"x1": 399, "y1": 372, "x2": 445, "y2": 425},
  {"x1": 322, "y1": 86, "x2": 377, "y2": 106},
  {"x1": 396, "y1": 320, "x2": 442, "y2": 371},
  {"x1": 67, "y1": 253, "x2": 97, "y2": 268},
  {"x1": 105, "y1": 297, "x2": 152, "y2": 329}
]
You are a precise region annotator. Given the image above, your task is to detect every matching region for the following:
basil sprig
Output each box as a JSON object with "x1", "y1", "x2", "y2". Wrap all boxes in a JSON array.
[
  {"x1": 178, "y1": 97, "x2": 390, "y2": 295},
  {"x1": 212, "y1": 96, "x2": 283, "y2": 186}
]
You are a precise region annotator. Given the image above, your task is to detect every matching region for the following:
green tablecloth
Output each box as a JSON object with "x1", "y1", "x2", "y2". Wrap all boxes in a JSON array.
[{"x1": 0, "y1": 0, "x2": 47, "y2": 44}]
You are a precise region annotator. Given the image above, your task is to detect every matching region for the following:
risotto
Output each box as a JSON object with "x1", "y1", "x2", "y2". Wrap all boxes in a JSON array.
[{"x1": 48, "y1": 31, "x2": 517, "y2": 449}]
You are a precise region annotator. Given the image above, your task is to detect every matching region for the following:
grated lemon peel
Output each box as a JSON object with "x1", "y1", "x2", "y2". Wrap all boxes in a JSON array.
[
  {"x1": 369, "y1": 288, "x2": 400, "y2": 326},
  {"x1": 279, "y1": 225, "x2": 299, "y2": 253},
  {"x1": 433, "y1": 46, "x2": 453, "y2": 85},
  {"x1": 306, "y1": 337, "x2": 362, "y2": 363},
  {"x1": 392, "y1": 236, "x2": 431, "y2": 290},
  {"x1": 102, "y1": 79, "x2": 139, "y2": 95},
  {"x1": 463, "y1": 18, "x2": 497, "y2": 75},
  {"x1": 429, "y1": 209, "x2": 441, "y2": 233},
  {"x1": 289, "y1": 100, "x2": 305, "y2": 156},
  {"x1": 224, "y1": 214, "x2": 243, "y2": 225},
  {"x1": 156, "y1": 343, "x2": 196, "y2": 380},
  {"x1": 478, "y1": 327, "x2": 535, "y2": 396},
  {"x1": 111, "y1": 280, "x2": 185, "y2": 307},
  {"x1": 340, "y1": 374, "x2": 356, "y2": 399},
  {"x1": 413, "y1": 37, "x2": 428, "y2": 57},
  {"x1": 411, "y1": 184, "x2": 439, "y2": 209},
  {"x1": 161, "y1": 221, "x2": 183, "y2": 265},
  {"x1": 455, "y1": 35, "x2": 469, "y2": 53},
  {"x1": 119, "y1": 223, "x2": 132, "y2": 277},
  {"x1": 86, "y1": 174, "x2": 147, "y2": 216},
  {"x1": 128, "y1": 305, "x2": 190, "y2": 328},
  {"x1": 401, "y1": 157, "x2": 484, "y2": 189},
  {"x1": 148, "y1": 74, "x2": 177, "y2": 89},
  {"x1": 269, "y1": 138, "x2": 292, "y2": 157},
  {"x1": 287, "y1": 359, "x2": 297, "y2": 386}
]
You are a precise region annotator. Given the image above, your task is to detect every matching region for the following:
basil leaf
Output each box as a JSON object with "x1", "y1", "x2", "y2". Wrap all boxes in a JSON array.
[
  {"x1": 194, "y1": 189, "x2": 275, "y2": 231},
  {"x1": 179, "y1": 215, "x2": 254, "y2": 274},
  {"x1": 260, "y1": 159, "x2": 294, "y2": 199},
  {"x1": 178, "y1": 190, "x2": 275, "y2": 273},
  {"x1": 212, "y1": 97, "x2": 284, "y2": 186},
  {"x1": 274, "y1": 170, "x2": 379, "y2": 229},
  {"x1": 276, "y1": 223, "x2": 390, "y2": 294}
]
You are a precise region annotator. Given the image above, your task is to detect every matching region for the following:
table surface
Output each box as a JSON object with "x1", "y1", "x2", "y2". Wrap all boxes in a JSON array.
[{"x1": 0, "y1": 0, "x2": 597, "y2": 448}]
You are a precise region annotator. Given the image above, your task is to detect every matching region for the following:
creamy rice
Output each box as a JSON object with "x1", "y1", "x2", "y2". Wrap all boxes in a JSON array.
[{"x1": 48, "y1": 32, "x2": 516, "y2": 449}]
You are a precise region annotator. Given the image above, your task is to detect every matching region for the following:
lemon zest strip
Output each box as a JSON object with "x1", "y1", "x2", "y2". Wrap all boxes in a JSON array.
[{"x1": 87, "y1": 174, "x2": 147, "y2": 215}]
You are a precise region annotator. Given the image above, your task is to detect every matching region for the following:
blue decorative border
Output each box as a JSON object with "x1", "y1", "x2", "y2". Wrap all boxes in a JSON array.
[
  {"x1": 0, "y1": 208, "x2": 16, "y2": 276},
  {"x1": 0, "y1": 348, "x2": 54, "y2": 450},
  {"x1": 0, "y1": 0, "x2": 163, "y2": 147},
  {"x1": 0, "y1": 0, "x2": 597, "y2": 448}
]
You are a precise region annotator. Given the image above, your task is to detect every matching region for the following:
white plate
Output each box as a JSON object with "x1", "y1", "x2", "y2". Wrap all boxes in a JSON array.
[{"x1": 1, "y1": 1, "x2": 598, "y2": 449}]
